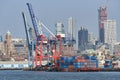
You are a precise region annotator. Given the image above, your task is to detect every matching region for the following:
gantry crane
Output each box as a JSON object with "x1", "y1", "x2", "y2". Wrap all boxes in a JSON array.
[
  {"x1": 26, "y1": 3, "x2": 63, "y2": 68},
  {"x1": 27, "y1": 3, "x2": 44, "y2": 67}
]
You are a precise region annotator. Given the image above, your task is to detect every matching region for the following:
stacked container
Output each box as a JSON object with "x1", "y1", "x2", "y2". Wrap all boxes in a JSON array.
[
  {"x1": 89, "y1": 56, "x2": 98, "y2": 68},
  {"x1": 58, "y1": 56, "x2": 75, "y2": 68},
  {"x1": 56, "y1": 55, "x2": 99, "y2": 71}
]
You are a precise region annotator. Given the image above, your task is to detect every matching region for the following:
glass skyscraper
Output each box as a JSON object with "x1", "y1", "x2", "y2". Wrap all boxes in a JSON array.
[{"x1": 78, "y1": 27, "x2": 88, "y2": 51}]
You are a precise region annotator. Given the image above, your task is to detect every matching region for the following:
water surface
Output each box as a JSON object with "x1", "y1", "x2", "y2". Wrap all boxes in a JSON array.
[{"x1": 0, "y1": 70, "x2": 120, "y2": 80}]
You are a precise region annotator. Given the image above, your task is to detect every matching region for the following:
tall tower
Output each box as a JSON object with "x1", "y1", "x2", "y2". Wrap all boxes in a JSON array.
[
  {"x1": 68, "y1": 17, "x2": 76, "y2": 41},
  {"x1": 78, "y1": 27, "x2": 88, "y2": 51},
  {"x1": 98, "y1": 6, "x2": 107, "y2": 43},
  {"x1": 4, "y1": 31, "x2": 13, "y2": 55}
]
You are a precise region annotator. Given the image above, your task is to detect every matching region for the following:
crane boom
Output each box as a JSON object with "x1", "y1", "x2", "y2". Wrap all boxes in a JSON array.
[
  {"x1": 26, "y1": 3, "x2": 39, "y2": 37},
  {"x1": 22, "y1": 12, "x2": 30, "y2": 46},
  {"x1": 39, "y1": 22, "x2": 56, "y2": 37},
  {"x1": 22, "y1": 12, "x2": 31, "y2": 67}
]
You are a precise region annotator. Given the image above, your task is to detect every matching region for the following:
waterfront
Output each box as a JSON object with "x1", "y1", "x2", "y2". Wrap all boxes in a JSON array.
[{"x1": 0, "y1": 70, "x2": 120, "y2": 80}]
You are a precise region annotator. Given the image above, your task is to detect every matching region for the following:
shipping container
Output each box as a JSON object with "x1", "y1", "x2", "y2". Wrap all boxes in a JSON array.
[
  {"x1": 74, "y1": 62, "x2": 87, "y2": 68},
  {"x1": 104, "y1": 60, "x2": 112, "y2": 68},
  {"x1": 57, "y1": 56, "x2": 99, "y2": 70},
  {"x1": 88, "y1": 60, "x2": 98, "y2": 68},
  {"x1": 90, "y1": 56, "x2": 97, "y2": 60},
  {"x1": 84, "y1": 55, "x2": 90, "y2": 59},
  {"x1": 60, "y1": 63, "x2": 69, "y2": 68}
]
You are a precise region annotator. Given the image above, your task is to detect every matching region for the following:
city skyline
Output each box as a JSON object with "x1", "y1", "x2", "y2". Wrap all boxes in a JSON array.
[{"x1": 0, "y1": 0, "x2": 120, "y2": 41}]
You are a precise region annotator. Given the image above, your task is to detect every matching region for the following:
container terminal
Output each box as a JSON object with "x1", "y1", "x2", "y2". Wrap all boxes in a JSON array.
[
  {"x1": 0, "y1": 2, "x2": 120, "y2": 72},
  {"x1": 21, "y1": 3, "x2": 100, "y2": 72},
  {"x1": 19, "y1": 3, "x2": 120, "y2": 72}
]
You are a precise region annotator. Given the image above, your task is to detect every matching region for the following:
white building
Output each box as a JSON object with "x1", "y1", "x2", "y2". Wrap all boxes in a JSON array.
[
  {"x1": 102, "y1": 20, "x2": 117, "y2": 44},
  {"x1": 101, "y1": 19, "x2": 117, "y2": 54},
  {"x1": 88, "y1": 32, "x2": 96, "y2": 45},
  {"x1": 55, "y1": 21, "x2": 65, "y2": 37},
  {"x1": 68, "y1": 17, "x2": 77, "y2": 49},
  {"x1": 68, "y1": 17, "x2": 76, "y2": 40}
]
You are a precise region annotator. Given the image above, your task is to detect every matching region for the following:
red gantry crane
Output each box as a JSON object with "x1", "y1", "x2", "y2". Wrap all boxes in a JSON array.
[
  {"x1": 26, "y1": 3, "x2": 63, "y2": 68},
  {"x1": 27, "y1": 3, "x2": 44, "y2": 67}
]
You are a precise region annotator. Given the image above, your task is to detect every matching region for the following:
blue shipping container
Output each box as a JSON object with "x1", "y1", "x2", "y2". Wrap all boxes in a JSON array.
[{"x1": 60, "y1": 63, "x2": 69, "y2": 68}]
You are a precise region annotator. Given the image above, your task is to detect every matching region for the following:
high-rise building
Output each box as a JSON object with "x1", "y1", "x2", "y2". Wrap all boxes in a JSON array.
[
  {"x1": 4, "y1": 31, "x2": 13, "y2": 55},
  {"x1": 12, "y1": 38, "x2": 27, "y2": 54},
  {"x1": 55, "y1": 21, "x2": 65, "y2": 37},
  {"x1": 68, "y1": 17, "x2": 77, "y2": 49},
  {"x1": 101, "y1": 20, "x2": 117, "y2": 44},
  {"x1": 88, "y1": 32, "x2": 94, "y2": 43},
  {"x1": 68, "y1": 17, "x2": 76, "y2": 41},
  {"x1": 78, "y1": 27, "x2": 88, "y2": 50},
  {"x1": 98, "y1": 7, "x2": 107, "y2": 43}
]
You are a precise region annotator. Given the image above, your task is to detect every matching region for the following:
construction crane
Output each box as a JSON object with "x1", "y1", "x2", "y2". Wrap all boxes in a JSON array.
[{"x1": 22, "y1": 12, "x2": 34, "y2": 67}]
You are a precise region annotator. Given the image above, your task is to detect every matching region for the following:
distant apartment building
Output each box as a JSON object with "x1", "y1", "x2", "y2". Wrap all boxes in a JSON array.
[
  {"x1": 12, "y1": 38, "x2": 27, "y2": 55},
  {"x1": 0, "y1": 31, "x2": 27, "y2": 56},
  {"x1": 78, "y1": 27, "x2": 88, "y2": 51},
  {"x1": 55, "y1": 21, "x2": 65, "y2": 37},
  {"x1": 3, "y1": 31, "x2": 14, "y2": 55},
  {"x1": 88, "y1": 32, "x2": 96, "y2": 44},
  {"x1": 68, "y1": 17, "x2": 76, "y2": 49},
  {"x1": 102, "y1": 19, "x2": 117, "y2": 44},
  {"x1": 0, "y1": 42, "x2": 4, "y2": 55},
  {"x1": 98, "y1": 6, "x2": 107, "y2": 43},
  {"x1": 88, "y1": 32, "x2": 96, "y2": 50},
  {"x1": 114, "y1": 42, "x2": 120, "y2": 53},
  {"x1": 68, "y1": 17, "x2": 76, "y2": 41}
]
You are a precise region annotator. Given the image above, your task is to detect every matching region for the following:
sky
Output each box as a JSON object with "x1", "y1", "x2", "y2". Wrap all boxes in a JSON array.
[{"x1": 0, "y1": 0, "x2": 120, "y2": 41}]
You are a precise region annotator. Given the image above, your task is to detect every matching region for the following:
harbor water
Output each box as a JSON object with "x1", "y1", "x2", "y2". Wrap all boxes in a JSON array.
[{"x1": 0, "y1": 70, "x2": 120, "y2": 80}]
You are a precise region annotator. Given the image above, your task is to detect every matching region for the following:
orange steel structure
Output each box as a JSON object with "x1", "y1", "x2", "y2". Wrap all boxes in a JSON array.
[
  {"x1": 35, "y1": 34, "x2": 62, "y2": 67},
  {"x1": 52, "y1": 35, "x2": 62, "y2": 64},
  {"x1": 35, "y1": 35, "x2": 43, "y2": 66}
]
